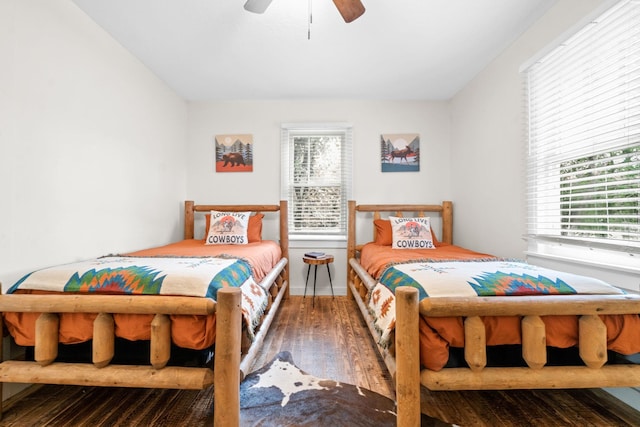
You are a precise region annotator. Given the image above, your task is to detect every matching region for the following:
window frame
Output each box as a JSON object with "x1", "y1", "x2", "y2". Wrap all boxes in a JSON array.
[
  {"x1": 523, "y1": 0, "x2": 640, "y2": 270},
  {"x1": 281, "y1": 123, "x2": 353, "y2": 241}
]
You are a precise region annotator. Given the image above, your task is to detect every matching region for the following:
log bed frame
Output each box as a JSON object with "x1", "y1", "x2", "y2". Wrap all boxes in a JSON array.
[
  {"x1": 0, "y1": 200, "x2": 290, "y2": 427},
  {"x1": 346, "y1": 200, "x2": 640, "y2": 427}
]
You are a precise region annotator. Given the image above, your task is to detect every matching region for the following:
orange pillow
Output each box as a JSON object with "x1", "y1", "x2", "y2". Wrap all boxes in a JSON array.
[
  {"x1": 247, "y1": 213, "x2": 264, "y2": 242},
  {"x1": 374, "y1": 219, "x2": 440, "y2": 246},
  {"x1": 205, "y1": 213, "x2": 263, "y2": 243},
  {"x1": 374, "y1": 219, "x2": 393, "y2": 245}
]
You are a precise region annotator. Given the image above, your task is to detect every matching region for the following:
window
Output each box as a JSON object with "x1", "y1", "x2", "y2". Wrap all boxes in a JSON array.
[
  {"x1": 281, "y1": 123, "x2": 352, "y2": 239},
  {"x1": 524, "y1": 0, "x2": 639, "y2": 260}
]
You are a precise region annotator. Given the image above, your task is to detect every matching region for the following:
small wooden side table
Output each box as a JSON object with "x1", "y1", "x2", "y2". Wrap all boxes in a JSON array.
[{"x1": 303, "y1": 255, "x2": 334, "y2": 307}]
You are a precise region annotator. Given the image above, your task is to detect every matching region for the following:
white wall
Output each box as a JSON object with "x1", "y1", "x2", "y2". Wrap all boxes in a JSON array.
[
  {"x1": 187, "y1": 100, "x2": 451, "y2": 295},
  {"x1": 0, "y1": 1, "x2": 187, "y2": 400},
  {"x1": 0, "y1": 0, "x2": 188, "y2": 289}
]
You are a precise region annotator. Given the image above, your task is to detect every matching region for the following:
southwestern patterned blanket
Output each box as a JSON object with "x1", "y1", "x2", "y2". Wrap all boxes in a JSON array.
[
  {"x1": 369, "y1": 259, "x2": 625, "y2": 348},
  {"x1": 8, "y1": 255, "x2": 268, "y2": 338}
]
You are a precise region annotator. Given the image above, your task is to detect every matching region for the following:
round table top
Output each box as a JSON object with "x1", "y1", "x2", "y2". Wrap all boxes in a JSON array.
[{"x1": 302, "y1": 255, "x2": 334, "y2": 265}]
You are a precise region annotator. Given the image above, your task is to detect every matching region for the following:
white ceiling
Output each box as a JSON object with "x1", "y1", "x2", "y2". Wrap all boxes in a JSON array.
[{"x1": 71, "y1": 0, "x2": 558, "y2": 101}]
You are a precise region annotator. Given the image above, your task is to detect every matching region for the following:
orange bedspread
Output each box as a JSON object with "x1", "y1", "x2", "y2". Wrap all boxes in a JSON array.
[
  {"x1": 359, "y1": 243, "x2": 640, "y2": 371},
  {"x1": 4, "y1": 240, "x2": 282, "y2": 350},
  {"x1": 127, "y1": 239, "x2": 282, "y2": 284},
  {"x1": 360, "y1": 242, "x2": 495, "y2": 279}
]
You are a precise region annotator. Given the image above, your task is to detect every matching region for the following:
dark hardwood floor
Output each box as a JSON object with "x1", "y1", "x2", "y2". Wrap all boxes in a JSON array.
[{"x1": 1, "y1": 296, "x2": 639, "y2": 426}]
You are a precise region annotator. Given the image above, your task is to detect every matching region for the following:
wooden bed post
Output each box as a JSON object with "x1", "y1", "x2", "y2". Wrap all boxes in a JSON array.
[
  {"x1": 395, "y1": 286, "x2": 421, "y2": 427},
  {"x1": 184, "y1": 200, "x2": 195, "y2": 240},
  {"x1": 214, "y1": 287, "x2": 242, "y2": 427},
  {"x1": 442, "y1": 201, "x2": 453, "y2": 245},
  {"x1": 347, "y1": 200, "x2": 356, "y2": 299},
  {"x1": 279, "y1": 200, "x2": 290, "y2": 298}
]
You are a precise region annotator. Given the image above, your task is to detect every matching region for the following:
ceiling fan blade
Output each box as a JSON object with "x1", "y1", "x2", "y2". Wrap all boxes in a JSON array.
[
  {"x1": 244, "y1": 0, "x2": 274, "y2": 14},
  {"x1": 332, "y1": 0, "x2": 365, "y2": 23}
]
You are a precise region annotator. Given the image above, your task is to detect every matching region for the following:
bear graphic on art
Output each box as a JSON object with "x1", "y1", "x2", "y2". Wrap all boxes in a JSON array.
[{"x1": 222, "y1": 152, "x2": 245, "y2": 167}]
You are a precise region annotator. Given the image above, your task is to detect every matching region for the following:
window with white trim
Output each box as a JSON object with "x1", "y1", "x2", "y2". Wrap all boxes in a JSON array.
[
  {"x1": 281, "y1": 123, "x2": 353, "y2": 239},
  {"x1": 524, "y1": 0, "x2": 639, "y2": 263}
]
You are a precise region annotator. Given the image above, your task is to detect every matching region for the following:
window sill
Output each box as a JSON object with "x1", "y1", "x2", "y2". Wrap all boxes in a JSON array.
[
  {"x1": 525, "y1": 249, "x2": 640, "y2": 292},
  {"x1": 525, "y1": 237, "x2": 639, "y2": 275},
  {"x1": 524, "y1": 251, "x2": 640, "y2": 275},
  {"x1": 289, "y1": 236, "x2": 347, "y2": 249}
]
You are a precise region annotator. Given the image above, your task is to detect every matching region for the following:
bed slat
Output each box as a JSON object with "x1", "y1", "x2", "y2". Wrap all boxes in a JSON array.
[
  {"x1": 522, "y1": 315, "x2": 546, "y2": 369},
  {"x1": 464, "y1": 316, "x2": 486, "y2": 372},
  {"x1": 93, "y1": 313, "x2": 114, "y2": 368},
  {"x1": 151, "y1": 314, "x2": 171, "y2": 369},
  {"x1": 579, "y1": 315, "x2": 607, "y2": 369},
  {"x1": 35, "y1": 313, "x2": 58, "y2": 366}
]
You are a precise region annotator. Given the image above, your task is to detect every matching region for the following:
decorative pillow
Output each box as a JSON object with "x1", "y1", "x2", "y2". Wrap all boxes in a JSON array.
[
  {"x1": 375, "y1": 218, "x2": 439, "y2": 246},
  {"x1": 205, "y1": 213, "x2": 263, "y2": 243},
  {"x1": 205, "y1": 211, "x2": 250, "y2": 245},
  {"x1": 247, "y1": 213, "x2": 264, "y2": 242},
  {"x1": 389, "y1": 216, "x2": 436, "y2": 249},
  {"x1": 374, "y1": 219, "x2": 393, "y2": 245}
]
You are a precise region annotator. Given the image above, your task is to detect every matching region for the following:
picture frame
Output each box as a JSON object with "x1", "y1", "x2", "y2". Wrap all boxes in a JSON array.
[
  {"x1": 380, "y1": 133, "x2": 420, "y2": 172},
  {"x1": 215, "y1": 134, "x2": 253, "y2": 172}
]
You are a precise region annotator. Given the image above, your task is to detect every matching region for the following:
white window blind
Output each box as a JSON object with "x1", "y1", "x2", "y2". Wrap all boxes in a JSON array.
[
  {"x1": 524, "y1": 0, "x2": 640, "y2": 253},
  {"x1": 281, "y1": 123, "x2": 353, "y2": 238}
]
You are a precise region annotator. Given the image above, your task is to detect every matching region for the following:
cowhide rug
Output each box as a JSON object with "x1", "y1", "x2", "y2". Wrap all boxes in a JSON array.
[{"x1": 240, "y1": 351, "x2": 451, "y2": 426}]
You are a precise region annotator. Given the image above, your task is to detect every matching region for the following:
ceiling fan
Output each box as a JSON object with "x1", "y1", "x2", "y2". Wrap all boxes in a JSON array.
[{"x1": 243, "y1": 0, "x2": 365, "y2": 23}]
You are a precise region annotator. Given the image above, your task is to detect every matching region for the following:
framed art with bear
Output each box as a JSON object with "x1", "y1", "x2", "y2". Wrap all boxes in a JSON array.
[{"x1": 215, "y1": 134, "x2": 253, "y2": 172}]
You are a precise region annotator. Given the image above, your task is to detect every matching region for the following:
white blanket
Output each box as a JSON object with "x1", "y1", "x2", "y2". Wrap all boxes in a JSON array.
[
  {"x1": 9, "y1": 255, "x2": 269, "y2": 339},
  {"x1": 368, "y1": 259, "x2": 624, "y2": 348}
]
